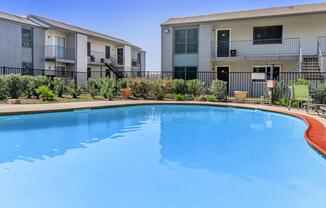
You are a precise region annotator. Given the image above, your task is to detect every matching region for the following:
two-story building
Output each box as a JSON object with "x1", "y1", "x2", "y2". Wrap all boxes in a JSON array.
[
  {"x1": 0, "y1": 11, "x2": 146, "y2": 86},
  {"x1": 161, "y1": 3, "x2": 326, "y2": 96}
]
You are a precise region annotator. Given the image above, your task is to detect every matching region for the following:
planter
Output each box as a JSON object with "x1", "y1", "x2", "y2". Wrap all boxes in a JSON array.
[
  {"x1": 120, "y1": 88, "x2": 131, "y2": 99},
  {"x1": 234, "y1": 91, "x2": 248, "y2": 103}
]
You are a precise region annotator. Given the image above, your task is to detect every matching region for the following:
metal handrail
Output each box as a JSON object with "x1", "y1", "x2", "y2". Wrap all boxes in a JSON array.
[
  {"x1": 318, "y1": 46, "x2": 326, "y2": 73},
  {"x1": 45, "y1": 45, "x2": 75, "y2": 60}
]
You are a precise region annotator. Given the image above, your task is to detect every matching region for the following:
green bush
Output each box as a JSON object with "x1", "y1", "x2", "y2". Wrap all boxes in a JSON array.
[
  {"x1": 175, "y1": 94, "x2": 185, "y2": 101},
  {"x1": 20, "y1": 76, "x2": 32, "y2": 98},
  {"x1": 315, "y1": 83, "x2": 326, "y2": 104},
  {"x1": 5, "y1": 74, "x2": 23, "y2": 99},
  {"x1": 100, "y1": 78, "x2": 117, "y2": 100},
  {"x1": 172, "y1": 79, "x2": 187, "y2": 95},
  {"x1": 0, "y1": 76, "x2": 8, "y2": 100},
  {"x1": 119, "y1": 78, "x2": 131, "y2": 89},
  {"x1": 87, "y1": 79, "x2": 100, "y2": 99},
  {"x1": 130, "y1": 78, "x2": 152, "y2": 98},
  {"x1": 28, "y1": 76, "x2": 50, "y2": 98},
  {"x1": 52, "y1": 77, "x2": 66, "y2": 97},
  {"x1": 275, "y1": 96, "x2": 299, "y2": 108},
  {"x1": 290, "y1": 77, "x2": 310, "y2": 85},
  {"x1": 35, "y1": 86, "x2": 55, "y2": 101},
  {"x1": 187, "y1": 79, "x2": 206, "y2": 98},
  {"x1": 205, "y1": 95, "x2": 216, "y2": 102},
  {"x1": 150, "y1": 80, "x2": 171, "y2": 100},
  {"x1": 209, "y1": 80, "x2": 227, "y2": 101},
  {"x1": 67, "y1": 80, "x2": 82, "y2": 98}
]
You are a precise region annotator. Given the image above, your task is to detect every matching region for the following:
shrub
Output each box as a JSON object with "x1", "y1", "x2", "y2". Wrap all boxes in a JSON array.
[
  {"x1": 130, "y1": 78, "x2": 152, "y2": 98},
  {"x1": 87, "y1": 79, "x2": 100, "y2": 99},
  {"x1": 187, "y1": 79, "x2": 206, "y2": 98},
  {"x1": 52, "y1": 77, "x2": 66, "y2": 97},
  {"x1": 175, "y1": 94, "x2": 185, "y2": 101},
  {"x1": 20, "y1": 76, "x2": 32, "y2": 98},
  {"x1": 67, "y1": 80, "x2": 82, "y2": 98},
  {"x1": 291, "y1": 77, "x2": 310, "y2": 86},
  {"x1": 119, "y1": 78, "x2": 131, "y2": 89},
  {"x1": 275, "y1": 96, "x2": 299, "y2": 108},
  {"x1": 28, "y1": 76, "x2": 50, "y2": 98},
  {"x1": 100, "y1": 78, "x2": 117, "y2": 100},
  {"x1": 150, "y1": 80, "x2": 170, "y2": 100},
  {"x1": 315, "y1": 83, "x2": 326, "y2": 104},
  {"x1": 5, "y1": 74, "x2": 23, "y2": 99},
  {"x1": 0, "y1": 76, "x2": 8, "y2": 100},
  {"x1": 209, "y1": 80, "x2": 227, "y2": 101},
  {"x1": 264, "y1": 81, "x2": 282, "y2": 104},
  {"x1": 172, "y1": 79, "x2": 187, "y2": 95},
  {"x1": 35, "y1": 86, "x2": 55, "y2": 101},
  {"x1": 205, "y1": 95, "x2": 216, "y2": 102}
]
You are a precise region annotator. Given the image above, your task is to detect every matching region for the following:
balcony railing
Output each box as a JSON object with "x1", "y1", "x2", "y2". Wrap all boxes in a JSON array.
[
  {"x1": 132, "y1": 58, "x2": 141, "y2": 67},
  {"x1": 318, "y1": 36, "x2": 326, "y2": 54},
  {"x1": 45, "y1": 45, "x2": 75, "y2": 60},
  {"x1": 212, "y1": 38, "x2": 300, "y2": 59},
  {"x1": 88, "y1": 51, "x2": 109, "y2": 64}
]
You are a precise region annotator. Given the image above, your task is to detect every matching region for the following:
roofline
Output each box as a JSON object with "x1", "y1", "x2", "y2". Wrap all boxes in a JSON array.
[
  {"x1": 161, "y1": 3, "x2": 326, "y2": 26},
  {"x1": 28, "y1": 15, "x2": 142, "y2": 50},
  {"x1": 0, "y1": 11, "x2": 41, "y2": 27}
]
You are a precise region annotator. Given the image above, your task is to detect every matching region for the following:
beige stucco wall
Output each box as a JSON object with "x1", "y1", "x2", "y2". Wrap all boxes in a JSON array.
[
  {"x1": 213, "y1": 60, "x2": 298, "y2": 72},
  {"x1": 212, "y1": 13, "x2": 326, "y2": 55}
]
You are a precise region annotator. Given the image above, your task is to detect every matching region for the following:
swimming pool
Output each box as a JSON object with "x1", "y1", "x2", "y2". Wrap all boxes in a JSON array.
[{"x1": 0, "y1": 104, "x2": 325, "y2": 208}]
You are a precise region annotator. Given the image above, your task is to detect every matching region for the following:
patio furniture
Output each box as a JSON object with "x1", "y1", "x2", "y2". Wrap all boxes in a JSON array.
[
  {"x1": 320, "y1": 106, "x2": 326, "y2": 118},
  {"x1": 288, "y1": 85, "x2": 312, "y2": 110}
]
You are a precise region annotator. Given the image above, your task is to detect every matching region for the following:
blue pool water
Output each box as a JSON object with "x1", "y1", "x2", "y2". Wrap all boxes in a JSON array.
[{"x1": 0, "y1": 105, "x2": 326, "y2": 208}]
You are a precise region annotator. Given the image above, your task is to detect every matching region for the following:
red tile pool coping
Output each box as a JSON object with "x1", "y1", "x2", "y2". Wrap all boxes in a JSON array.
[{"x1": 0, "y1": 101, "x2": 325, "y2": 156}]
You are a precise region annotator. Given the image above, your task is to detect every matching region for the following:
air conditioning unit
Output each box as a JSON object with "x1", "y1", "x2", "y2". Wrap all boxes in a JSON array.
[
  {"x1": 90, "y1": 55, "x2": 95, "y2": 62},
  {"x1": 100, "y1": 58, "x2": 105, "y2": 63},
  {"x1": 230, "y1": 50, "x2": 237, "y2": 57}
]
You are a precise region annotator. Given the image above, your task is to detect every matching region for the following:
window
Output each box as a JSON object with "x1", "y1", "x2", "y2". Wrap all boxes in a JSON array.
[
  {"x1": 22, "y1": 27, "x2": 33, "y2": 48},
  {"x1": 175, "y1": 28, "x2": 198, "y2": 54},
  {"x1": 22, "y1": 27, "x2": 33, "y2": 69},
  {"x1": 54, "y1": 36, "x2": 66, "y2": 59},
  {"x1": 174, "y1": 66, "x2": 197, "y2": 80},
  {"x1": 87, "y1": 68, "x2": 91, "y2": 79},
  {"x1": 87, "y1": 42, "x2": 91, "y2": 56},
  {"x1": 252, "y1": 66, "x2": 280, "y2": 82},
  {"x1": 105, "y1": 46, "x2": 110, "y2": 59},
  {"x1": 253, "y1": 25, "x2": 283, "y2": 44}
]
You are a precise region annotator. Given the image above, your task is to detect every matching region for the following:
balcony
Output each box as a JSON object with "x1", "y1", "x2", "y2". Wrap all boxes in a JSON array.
[
  {"x1": 88, "y1": 51, "x2": 110, "y2": 65},
  {"x1": 45, "y1": 45, "x2": 75, "y2": 63},
  {"x1": 212, "y1": 38, "x2": 300, "y2": 61},
  {"x1": 318, "y1": 36, "x2": 326, "y2": 54}
]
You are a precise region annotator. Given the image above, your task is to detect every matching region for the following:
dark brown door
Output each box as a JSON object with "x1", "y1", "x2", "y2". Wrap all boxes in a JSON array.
[
  {"x1": 217, "y1": 67, "x2": 229, "y2": 93},
  {"x1": 217, "y1": 30, "x2": 230, "y2": 57}
]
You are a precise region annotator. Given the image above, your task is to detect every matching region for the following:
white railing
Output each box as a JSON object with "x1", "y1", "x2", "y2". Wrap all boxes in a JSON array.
[
  {"x1": 318, "y1": 46, "x2": 326, "y2": 72},
  {"x1": 299, "y1": 47, "x2": 303, "y2": 73},
  {"x1": 212, "y1": 38, "x2": 300, "y2": 58}
]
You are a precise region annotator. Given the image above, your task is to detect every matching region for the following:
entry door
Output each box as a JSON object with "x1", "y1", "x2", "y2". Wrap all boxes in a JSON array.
[
  {"x1": 117, "y1": 48, "x2": 124, "y2": 65},
  {"x1": 217, "y1": 30, "x2": 230, "y2": 57},
  {"x1": 217, "y1": 67, "x2": 229, "y2": 93}
]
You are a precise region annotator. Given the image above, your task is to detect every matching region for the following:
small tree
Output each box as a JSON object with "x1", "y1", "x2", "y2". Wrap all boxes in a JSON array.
[
  {"x1": 52, "y1": 77, "x2": 66, "y2": 97},
  {"x1": 67, "y1": 80, "x2": 82, "y2": 98},
  {"x1": 187, "y1": 79, "x2": 206, "y2": 98},
  {"x1": 209, "y1": 80, "x2": 228, "y2": 101},
  {"x1": 5, "y1": 74, "x2": 23, "y2": 99},
  {"x1": 172, "y1": 79, "x2": 187, "y2": 95},
  {"x1": 87, "y1": 79, "x2": 100, "y2": 99},
  {"x1": 100, "y1": 78, "x2": 117, "y2": 100}
]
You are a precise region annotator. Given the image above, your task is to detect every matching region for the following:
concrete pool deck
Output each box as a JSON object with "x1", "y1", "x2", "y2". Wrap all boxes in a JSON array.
[{"x1": 0, "y1": 100, "x2": 325, "y2": 156}]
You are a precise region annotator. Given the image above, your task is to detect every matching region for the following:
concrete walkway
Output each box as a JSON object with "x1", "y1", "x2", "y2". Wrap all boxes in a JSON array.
[{"x1": 0, "y1": 100, "x2": 325, "y2": 127}]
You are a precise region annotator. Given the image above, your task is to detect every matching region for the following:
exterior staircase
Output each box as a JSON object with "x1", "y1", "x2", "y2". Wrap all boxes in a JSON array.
[
  {"x1": 301, "y1": 56, "x2": 322, "y2": 80},
  {"x1": 104, "y1": 56, "x2": 124, "y2": 79}
]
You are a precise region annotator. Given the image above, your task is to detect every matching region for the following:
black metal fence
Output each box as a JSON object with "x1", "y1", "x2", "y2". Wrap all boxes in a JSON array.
[{"x1": 1, "y1": 66, "x2": 325, "y2": 103}]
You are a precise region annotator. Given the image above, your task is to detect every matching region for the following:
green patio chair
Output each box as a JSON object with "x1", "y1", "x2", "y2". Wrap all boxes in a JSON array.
[{"x1": 288, "y1": 85, "x2": 312, "y2": 110}]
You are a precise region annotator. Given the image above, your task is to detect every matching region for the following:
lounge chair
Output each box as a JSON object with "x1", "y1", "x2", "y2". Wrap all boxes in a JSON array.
[{"x1": 288, "y1": 85, "x2": 312, "y2": 111}]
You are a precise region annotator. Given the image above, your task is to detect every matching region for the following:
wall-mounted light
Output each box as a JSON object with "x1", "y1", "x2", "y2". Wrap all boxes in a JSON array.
[
  {"x1": 164, "y1": 29, "x2": 170, "y2": 33},
  {"x1": 48, "y1": 36, "x2": 51, "y2": 38}
]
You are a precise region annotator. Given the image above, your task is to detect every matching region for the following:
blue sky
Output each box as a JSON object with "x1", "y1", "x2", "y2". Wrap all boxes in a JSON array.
[{"x1": 0, "y1": 0, "x2": 323, "y2": 69}]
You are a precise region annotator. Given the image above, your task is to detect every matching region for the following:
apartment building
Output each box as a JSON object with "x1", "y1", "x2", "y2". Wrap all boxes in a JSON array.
[
  {"x1": 161, "y1": 3, "x2": 326, "y2": 92},
  {"x1": 0, "y1": 11, "x2": 146, "y2": 86}
]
